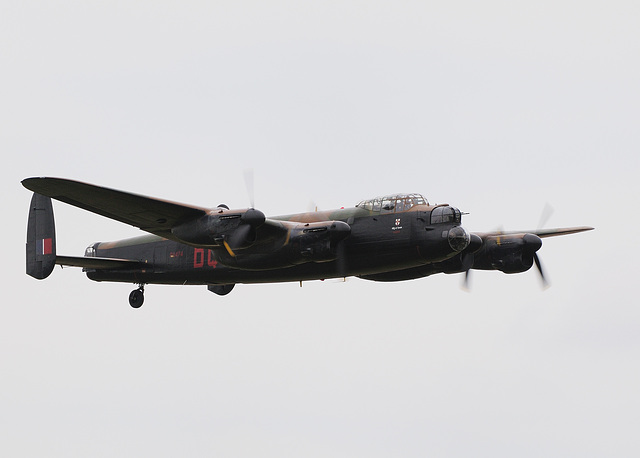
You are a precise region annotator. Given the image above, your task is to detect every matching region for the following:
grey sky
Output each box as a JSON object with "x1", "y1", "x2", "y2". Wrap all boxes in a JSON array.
[{"x1": 2, "y1": 1, "x2": 639, "y2": 456}]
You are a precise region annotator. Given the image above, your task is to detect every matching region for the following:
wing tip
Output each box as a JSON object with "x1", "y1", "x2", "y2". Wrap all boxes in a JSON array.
[{"x1": 22, "y1": 176, "x2": 63, "y2": 194}]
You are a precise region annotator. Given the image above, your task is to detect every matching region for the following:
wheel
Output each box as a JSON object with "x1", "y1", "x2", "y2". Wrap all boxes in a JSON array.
[{"x1": 129, "y1": 289, "x2": 144, "y2": 308}]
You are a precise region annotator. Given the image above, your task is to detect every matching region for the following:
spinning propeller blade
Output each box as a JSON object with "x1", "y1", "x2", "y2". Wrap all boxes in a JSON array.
[
  {"x1": 243, "y1": 168, "x2": 255, "y2": 209},
  {"x1": 533, "y1": 252, "x2": 549, "y2": 288}
]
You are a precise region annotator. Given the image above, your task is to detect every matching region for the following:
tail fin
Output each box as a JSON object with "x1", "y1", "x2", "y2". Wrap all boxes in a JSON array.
[{"x1": 26, "y1": 193, "x2": 56, "y2": 279}]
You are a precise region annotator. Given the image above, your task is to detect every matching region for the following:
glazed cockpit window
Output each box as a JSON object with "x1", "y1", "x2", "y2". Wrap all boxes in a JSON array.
[
  {"x1": 381, "y1": 197, "x2": 394, "y2": 213},
  {"x1": 431, "y1": 206, "x2": 461, "y2": 224},
  {"x1": 356, "y1": 193, "x2": 428, "y2": 213}
]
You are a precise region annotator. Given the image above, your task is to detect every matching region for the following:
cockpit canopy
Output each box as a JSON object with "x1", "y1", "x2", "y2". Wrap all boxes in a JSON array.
[{"x1": 356, "y1": 193, "x2": 428, "y2": 213}]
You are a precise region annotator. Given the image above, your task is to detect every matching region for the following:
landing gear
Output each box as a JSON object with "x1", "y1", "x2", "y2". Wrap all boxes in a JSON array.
[{"x1": 129, "y1": 285, "x2": 145, "y2": 308}]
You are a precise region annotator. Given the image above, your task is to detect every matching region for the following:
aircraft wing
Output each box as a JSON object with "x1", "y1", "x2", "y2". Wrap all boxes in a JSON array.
[
  {"x1": 474, "y1": 226, "x2": 594, "y2": 238},
  {"x1": 22, "y1": 177, "x2": 209, "y2": 238},
  {"x1": 22, "y1": 177, "x2": 308, "y2": 255}
]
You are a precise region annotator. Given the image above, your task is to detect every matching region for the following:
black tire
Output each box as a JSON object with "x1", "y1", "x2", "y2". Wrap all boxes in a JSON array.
[{"x1": 129, "y1": 289, "x2": 144, "y2": 308}]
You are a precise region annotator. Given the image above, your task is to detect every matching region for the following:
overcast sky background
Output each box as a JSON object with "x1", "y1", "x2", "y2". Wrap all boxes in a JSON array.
[{"x1": 2, "y1": 1, "x2": 639, "y2": 456}]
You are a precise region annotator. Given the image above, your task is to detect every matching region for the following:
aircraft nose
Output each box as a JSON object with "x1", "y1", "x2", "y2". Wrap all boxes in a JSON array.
[{"x1": 448, "y1": 226, "x2": 470, "y2": 252}]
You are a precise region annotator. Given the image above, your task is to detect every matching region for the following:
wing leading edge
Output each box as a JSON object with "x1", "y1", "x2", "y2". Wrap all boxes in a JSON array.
[{"x1": 474, "y1": 226, "x2": 594, "y2": 239}]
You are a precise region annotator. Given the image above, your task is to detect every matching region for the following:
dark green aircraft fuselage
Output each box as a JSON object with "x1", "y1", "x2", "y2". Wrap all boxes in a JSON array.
[{"x1": 86, "y1": 207, "x2": 463, "y2": 285}]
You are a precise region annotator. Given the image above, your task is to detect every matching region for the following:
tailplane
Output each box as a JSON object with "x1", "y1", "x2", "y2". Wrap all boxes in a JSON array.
[{"x1": 26, "y1": 193, "x2": 56, "y2": 279}]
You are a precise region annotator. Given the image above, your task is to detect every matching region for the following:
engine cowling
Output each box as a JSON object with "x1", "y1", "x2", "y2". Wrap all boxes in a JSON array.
[
  {"x1": 473, "y1": 233, "x2": 542, "y2": 274},
  {"x1": 171, "y1": 207, "x2": 266, "y2": 248}
]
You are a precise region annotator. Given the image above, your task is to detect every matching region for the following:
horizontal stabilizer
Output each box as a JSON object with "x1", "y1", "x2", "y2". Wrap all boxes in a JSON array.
[{"x1": 56, "y1": 256, "x2": 147, "y2": 270}]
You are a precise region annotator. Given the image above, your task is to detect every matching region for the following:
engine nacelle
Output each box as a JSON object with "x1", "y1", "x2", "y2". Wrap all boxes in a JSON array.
[
  {"x1": 287, "y1": 221, "x2": 351, "y2": 264},
  {"x1": 214, "y1": 220, "x2": 352, "y2": 270},
  {"x1": 171, "y1": 208, "x2": 265, "y2": 247},
  {"x1": 473, "y1": 233, "x2": 542, "y2": 274}
]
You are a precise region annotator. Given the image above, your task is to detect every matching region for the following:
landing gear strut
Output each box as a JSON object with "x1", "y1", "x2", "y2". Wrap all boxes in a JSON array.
[{"x1": 129, "y1": 284, "x2": 145, "y2": 308}]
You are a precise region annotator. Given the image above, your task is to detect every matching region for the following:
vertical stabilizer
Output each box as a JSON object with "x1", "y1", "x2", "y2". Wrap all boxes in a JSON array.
[{"x1": 26, "y1": 193, "x2": 56, "y2": 279}]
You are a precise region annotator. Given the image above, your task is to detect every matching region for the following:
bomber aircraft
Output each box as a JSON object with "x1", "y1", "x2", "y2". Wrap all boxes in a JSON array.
[{"x1": 23, "y1": 177, "x2": 593, "y2": 308}]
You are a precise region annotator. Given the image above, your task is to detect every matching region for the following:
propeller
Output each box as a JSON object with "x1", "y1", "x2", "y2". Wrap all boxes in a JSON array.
[
  {"x1": 243, "y1": 168, "x2": 255, "y2": 209},
  {"x1": 222, "y1": 208, "x2": 265, "y2": 257},
  {"x1": 463, "y1": 268, "x2": 472, "y2": 291},
  {"x1": 537, "y1": 202, "x2": 554, "y2": 232},
  {"x1": 461, "y1": 233, "x2": 483, "y2": 291},
  {"x1": 533, "y1": 252, "x2": 549, "y2": 289},
  {"x1": 534, "y1": 206, "x2": 553, "y2": 289},
  {"x1": 523, "y1": 232, "x2": 548, "y2": 288},
  {"x1": 223, "y1": 224, "x2": 250, "y2": 257},
  {"x1": 221, "y1": 169, "x2": 264, "y2": 257}
]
